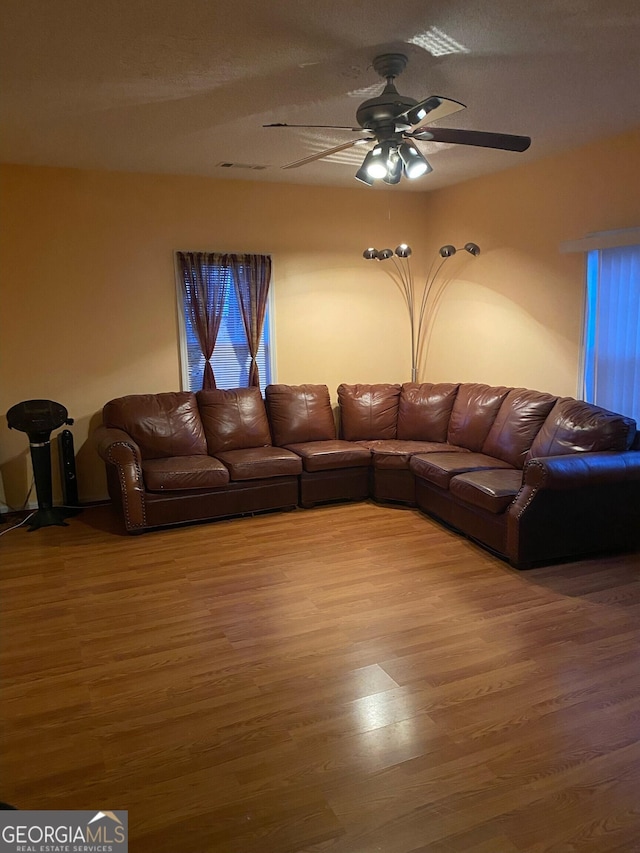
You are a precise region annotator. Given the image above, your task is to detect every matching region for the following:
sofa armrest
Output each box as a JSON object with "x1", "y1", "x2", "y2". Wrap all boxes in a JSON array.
[
  {"x1": 94, "y1": 425, "x2": 147, "y2": 531},
  {"x1": 506, "y1": 451, "x2": 640, "y2": 568},
  {"x1": 95, "y1": 426, "x2": 142, "y2": 463},
  {"x1": 523, "y1": 451, "x2": 640, "y2": 489}
]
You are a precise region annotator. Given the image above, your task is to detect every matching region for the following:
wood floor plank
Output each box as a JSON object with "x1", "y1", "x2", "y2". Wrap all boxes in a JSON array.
[{"x1": 2, "y1": 502, "x2": 640, "y2": 851}]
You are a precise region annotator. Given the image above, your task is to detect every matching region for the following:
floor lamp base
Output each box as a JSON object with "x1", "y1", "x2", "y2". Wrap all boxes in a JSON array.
[{"x1": 28, "y1": 506, "x2": 82, "y2": 531}]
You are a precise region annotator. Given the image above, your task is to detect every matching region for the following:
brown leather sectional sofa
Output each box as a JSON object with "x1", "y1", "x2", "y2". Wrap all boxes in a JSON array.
[{"x1": 94, "y1": 382, "x2": 640, "y2": 569}]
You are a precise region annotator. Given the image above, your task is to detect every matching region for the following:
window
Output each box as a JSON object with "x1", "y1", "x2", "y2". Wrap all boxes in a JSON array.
[
  {"x1": 176, "y1": 253, "x2": 274, "y2": 393},
  {"x1": 582, "y1": 241, "x2": 640, "y2": 424}
]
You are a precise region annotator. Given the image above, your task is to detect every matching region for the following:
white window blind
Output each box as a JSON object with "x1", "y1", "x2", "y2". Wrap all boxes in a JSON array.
[
  {"x1": 178, "y1": 257, "x2": 273, "y2": 393},
  {"x1": 583, "y1": 243, "x2": 640, "y2": 424}
]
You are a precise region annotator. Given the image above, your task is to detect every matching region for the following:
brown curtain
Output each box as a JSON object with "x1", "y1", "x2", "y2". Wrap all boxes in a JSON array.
[
  {"x1": 177, "y1": 251, "x2": 228, "y2": 390},
  {"x1": 227, "y1": 253, "x2": 272, "y2": 387}
]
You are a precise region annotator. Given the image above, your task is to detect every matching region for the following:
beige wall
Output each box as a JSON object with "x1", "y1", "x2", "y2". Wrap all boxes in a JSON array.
[
  {"x1": 1, "y1": 126, "x2": 639, "y2": 507},
  {"x1": 418, "y1": 127, "x2": 640, "y2": 390},
  {"x1": 0, "y1": 167, "x2": 428, "y2": 505}
]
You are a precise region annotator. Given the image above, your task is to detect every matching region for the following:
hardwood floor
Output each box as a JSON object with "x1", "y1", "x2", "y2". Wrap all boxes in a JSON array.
[{"x1": 2, "y1": 501, "x2": 640, "y2": 852}]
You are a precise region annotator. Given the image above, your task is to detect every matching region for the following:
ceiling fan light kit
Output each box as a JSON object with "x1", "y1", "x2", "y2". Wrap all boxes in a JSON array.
[
  {"x1": 383, "y1": 148, "x2": 403, "y2": 185},
  {"x1": 354, "y1": 163, "x2": 375, "y2": 186},
  {"x1": 264, "y1": 52, "x2": 531, "y2": 186},
  {"x1": 365, "y1": 144, "x2": 390, "y2": 180},
  {"x1": 399, "y1": 142, "x2": 431, "y2": 178}
]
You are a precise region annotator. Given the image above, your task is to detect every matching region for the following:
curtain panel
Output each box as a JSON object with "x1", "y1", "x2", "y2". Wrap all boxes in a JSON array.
[
  {"x1": 227, "y1": 254, "x2": 272, "y2": 388},
  {"x1": 583, "y1": 244, "x2": 640, "y2": 425},
  {"x1": 176, "y1": 251, "x2": 228, "y2": 390}
]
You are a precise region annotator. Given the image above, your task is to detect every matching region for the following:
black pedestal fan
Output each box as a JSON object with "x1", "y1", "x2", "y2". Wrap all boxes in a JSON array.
[{"x1": 6, "y1": 399, "x2": 80, "y2": 531}]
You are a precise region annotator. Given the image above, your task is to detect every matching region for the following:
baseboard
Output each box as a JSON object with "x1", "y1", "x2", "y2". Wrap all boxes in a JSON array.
[{"x1": 1, "y1": 499, "x2": 110, "y2": 522}]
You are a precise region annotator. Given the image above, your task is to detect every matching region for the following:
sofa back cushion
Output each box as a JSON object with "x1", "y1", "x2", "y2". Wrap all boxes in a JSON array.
[
  {"x1": 527, "y1": 397, "x2": 637, "y2": 459},
  {"x1": 103, "y1": 392, "x2": 207, "y2": 459},
  {"x1": 482, "y1": 388, "x2": 557, "y2": 468},
  {"x1": 447, "y1": 383, "x2": 511, "y2": 451},
  {"x1": 397, "y1": 382, "x2": 459, "y2": 442},
  {"x1": 266, "y1": 384, "x2": 336, "y2": 445},
  {"x1": 337, "y1": 383, "x2": 402, "y2": 440},
  {"x1": 197, "y1": 388, "x2": 272, "y2": 454}
]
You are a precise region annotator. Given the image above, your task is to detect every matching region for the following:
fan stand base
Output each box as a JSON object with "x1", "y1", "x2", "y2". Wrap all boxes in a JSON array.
[{"x1": 28, "y1": 506, "x2": 81, "y2": 531}]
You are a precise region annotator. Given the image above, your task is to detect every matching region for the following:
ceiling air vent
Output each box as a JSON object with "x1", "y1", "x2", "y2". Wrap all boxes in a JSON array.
[{"x1": 216, "y1": 162, "x2": 267, "y2": 170}]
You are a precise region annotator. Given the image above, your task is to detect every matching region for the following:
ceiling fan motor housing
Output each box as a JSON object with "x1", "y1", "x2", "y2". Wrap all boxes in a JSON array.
[
  {"x1": 356, "y1": 87, "x2": 417, "y2": 134},
  {"x1": 356, "y1": 53, "x2": 416, "y2": 136}
]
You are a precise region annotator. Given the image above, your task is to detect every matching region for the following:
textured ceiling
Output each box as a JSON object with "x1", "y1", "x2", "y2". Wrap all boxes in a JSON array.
[{"x1": 1, "y1": 0, "x2": 639, "y2": 192}]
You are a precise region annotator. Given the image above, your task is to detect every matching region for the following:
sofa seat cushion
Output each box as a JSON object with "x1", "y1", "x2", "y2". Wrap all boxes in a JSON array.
[
  {"x1": 410, "y1": 451, "x2": 515, "y2": 489},
  {"x1": 449, "y1": 469, "x2": 524, "y2": 514},
  {"x1": 359, "y1": 440, "x2": 469, "y2": 470},
  {"x1": 142, "y1": 455, "x2": 230, "y2": 491},
  {"x1": 215, "y1": 446, "x2": 302, "y2": 481},
  {"x1": 284, "y1": 440, "x2": 371, "y2": 472}
]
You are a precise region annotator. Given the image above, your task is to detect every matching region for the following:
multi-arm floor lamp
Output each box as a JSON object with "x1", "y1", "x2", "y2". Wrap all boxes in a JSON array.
[{"x1": 363, "y1": 241, "x2": 480, "y2": 381}]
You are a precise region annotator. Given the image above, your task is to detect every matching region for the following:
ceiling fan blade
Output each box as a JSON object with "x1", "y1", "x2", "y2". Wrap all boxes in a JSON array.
[
  {"x1": 397, "y1": 96, "x2": 466, "y2": 127},
  {"x1": 410, "y1": 127, "x2": 532, "y2": 152},
  {"x1": 282, "y1": 138, "x2": 371, "y2": 169},
  {"x1": 264, "y1": 123, "x2": 362, "y2": 131}
]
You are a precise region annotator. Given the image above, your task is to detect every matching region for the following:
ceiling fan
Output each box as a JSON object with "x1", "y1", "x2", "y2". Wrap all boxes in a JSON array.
[{"x1": 264, "y1": 52, "x2": 531, "y2": 185}]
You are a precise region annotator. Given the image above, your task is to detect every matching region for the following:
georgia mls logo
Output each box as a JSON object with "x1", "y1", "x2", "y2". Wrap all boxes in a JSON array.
[
  {"x1": 86, "y1": 811, "x2": 126, "y2": 841},
  {"x1": 0, "y1": 809, "x2": 128, "y2": 852},
  {"x1": 88, "y1": 811, "x2": 122, "y2": 827}
]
